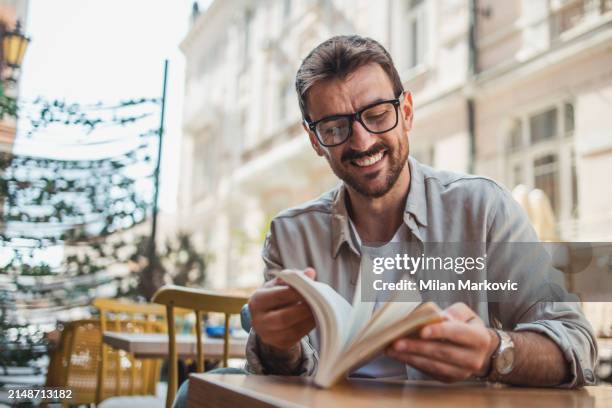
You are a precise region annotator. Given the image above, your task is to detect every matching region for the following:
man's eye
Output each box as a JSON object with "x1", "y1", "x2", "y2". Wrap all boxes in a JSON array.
[
  {"x1": 365, "y1": 111, "x2": 388, "y2": 121},
  {"x1": 324, "y1": 127, "x2": 342, "y2": 135}
]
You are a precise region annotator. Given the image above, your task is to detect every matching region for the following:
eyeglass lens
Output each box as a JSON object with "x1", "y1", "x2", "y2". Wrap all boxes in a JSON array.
[{"x1": 315, "y1": 101, "x2": 398, "y2": 146}]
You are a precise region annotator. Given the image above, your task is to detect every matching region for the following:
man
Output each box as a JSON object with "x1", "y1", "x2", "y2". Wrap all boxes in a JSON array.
[{"x1": 246, "y1": 35, "x2": 597, "y2": 386}]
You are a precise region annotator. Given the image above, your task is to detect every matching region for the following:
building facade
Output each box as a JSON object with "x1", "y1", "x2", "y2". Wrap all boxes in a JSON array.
[{"x1": 179, "y1": 0, "x2": 612, "y2": 289}]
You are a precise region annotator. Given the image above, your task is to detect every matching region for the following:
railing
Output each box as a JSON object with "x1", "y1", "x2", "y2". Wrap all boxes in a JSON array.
[
  {"x1": 549, "y1": 0, "x2": 607, "y2": 42},
  {"x1": 478, "y1": 0, "x2": 612, "y2": 71}
]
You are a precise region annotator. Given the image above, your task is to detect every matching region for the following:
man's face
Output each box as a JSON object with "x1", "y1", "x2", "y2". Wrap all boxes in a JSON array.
[{"x1": 304, "y1": 63, "x2": 413, "y2": 198}]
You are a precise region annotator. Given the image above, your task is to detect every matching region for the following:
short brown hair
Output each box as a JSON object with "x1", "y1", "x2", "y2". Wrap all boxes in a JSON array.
[{"x1": 295, "y1": 35, "x2": 404, "y2": 121}]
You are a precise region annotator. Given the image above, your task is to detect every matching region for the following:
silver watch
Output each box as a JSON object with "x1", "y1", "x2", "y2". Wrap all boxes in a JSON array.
[{"x1": 489, "y1": 330, "x2": 515, "y2": 381}]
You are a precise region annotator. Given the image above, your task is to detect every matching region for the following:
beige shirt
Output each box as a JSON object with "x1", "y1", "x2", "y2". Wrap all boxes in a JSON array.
[{"x1": 245, "y1": 156, "x2": 598, "y2": 387}]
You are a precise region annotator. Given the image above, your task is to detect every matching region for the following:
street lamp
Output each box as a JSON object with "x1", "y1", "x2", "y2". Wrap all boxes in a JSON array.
[{"x1": 1, "y1": 20, "x2": 30, "y2": 84}]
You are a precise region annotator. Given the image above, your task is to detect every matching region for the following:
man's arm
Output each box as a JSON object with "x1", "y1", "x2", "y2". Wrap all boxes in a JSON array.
[
  {"x1": 488, "y1": 183, "x2": 597, "y2": 387},
  {"x1": 245, "y1": 222, "x2": 319, "y2": 376},
  {"x1": 387, "y1": 181, "x2": 597, "y2": 386},
  {"x1": 502, "y1": 331, "x2": 569, "y2": 385},
  {"x1": 386, "y1": 303, "x2": 569, "y2": 385},
  {"x1": 246, "y1": 273, "x2": 316, "y2": 375}
]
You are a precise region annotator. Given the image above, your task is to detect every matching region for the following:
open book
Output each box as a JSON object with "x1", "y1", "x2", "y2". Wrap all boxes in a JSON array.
[{"x1": 275, "y1": 269, "x2": 444, "y2": 388}]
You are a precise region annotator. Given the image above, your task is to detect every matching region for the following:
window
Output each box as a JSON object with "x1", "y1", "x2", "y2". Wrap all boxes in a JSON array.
[
  {"x1": 533, "y1": 154, "x2": 560, "y2": 214},
  {"x1": 505, "y1": 100, "x2": 577, "y2": 223},
  {"x1": 507, "y1": 119, "x2": 523, "y2": 152},
  {"x1": 564, "y1": 102, "x2": 575, "y2": 136},
  {"x1": 570, "y1": 150, "x2": 579, "y2": 217},
  {"x1": 404, "y1": 0, "x2": 428, "y2": 70},
  {"x1": 529, "y1": 107, "x2": 558, "y2": 144}
]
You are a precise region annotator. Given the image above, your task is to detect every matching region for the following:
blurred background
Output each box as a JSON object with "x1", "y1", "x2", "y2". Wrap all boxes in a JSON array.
[{"x1": 1, "y1": 0, "x2": 612, "y2": 404}]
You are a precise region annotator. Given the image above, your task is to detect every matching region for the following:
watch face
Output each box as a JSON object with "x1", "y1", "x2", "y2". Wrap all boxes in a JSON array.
[{"x1": 496, "y1": 347, "x2": 515, "y2": 375}]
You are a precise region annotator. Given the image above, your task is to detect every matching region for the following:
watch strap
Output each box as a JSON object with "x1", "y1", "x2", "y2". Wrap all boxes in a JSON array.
[
  {"x1": 474, "y1": 329, "x2": 501, "y2": 380},
  {"x1": 488, "y1": 330, "x2": 514, "y2": 382}
]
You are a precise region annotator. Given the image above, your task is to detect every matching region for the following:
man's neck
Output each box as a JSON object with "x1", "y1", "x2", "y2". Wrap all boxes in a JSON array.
[{"x1": 346, "y1": 164, "x2": 411, "y2": 243}]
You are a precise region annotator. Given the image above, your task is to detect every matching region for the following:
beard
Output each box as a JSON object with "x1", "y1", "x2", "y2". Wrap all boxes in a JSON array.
[{"x1": 327, "y1": 133, "x2": 409, "y2": 198}]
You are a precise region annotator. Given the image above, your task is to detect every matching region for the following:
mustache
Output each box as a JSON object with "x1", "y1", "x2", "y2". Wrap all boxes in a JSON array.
[{"x1": 341, "y1": 142, "x2": 389, "y2": 162}]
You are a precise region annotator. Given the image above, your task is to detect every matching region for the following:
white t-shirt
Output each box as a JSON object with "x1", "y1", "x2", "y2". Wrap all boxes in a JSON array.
[{"x1": 347, "y1": 219, "x2": 411, "y2": 379}]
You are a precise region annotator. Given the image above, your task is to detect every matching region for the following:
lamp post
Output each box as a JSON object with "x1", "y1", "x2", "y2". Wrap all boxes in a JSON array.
[
  {"x1": 0, "y1": 20, "x2": 30, "y2": 86},
  {"x1": 138, "y1": 59, "x2": 169, "y2": 300}
]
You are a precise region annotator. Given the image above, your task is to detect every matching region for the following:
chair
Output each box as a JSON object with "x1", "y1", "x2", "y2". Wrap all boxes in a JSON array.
[
  {"x1": 152, "y1": 285, "x2": 248, "y2": 408},
  {"x1": 44, "y1": 319, "x2": 102, "y2": 406},
  {"x1": 93, "y1": 298, "x2": 169, "y2": 405}
]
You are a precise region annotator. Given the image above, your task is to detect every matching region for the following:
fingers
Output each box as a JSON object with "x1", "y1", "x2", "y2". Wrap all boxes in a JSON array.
[
  {"x1": 389, "y1": 338, "x2": 484, "y2": 373},
  {"x1": 254, "y1": 307, "x2": 315, "y2": 350},
  {"x1": 387, "y1": 350, "x2": 472, "y2": 382},
  {"x1": 386, "y1": 303, "x2": 494, "y2": 382},
  {"x1": 420, "y1": 320, "x2": 489, "y2": 349},
  {"x1": 263, "y1": 276, "x2": 286, "y2": 288},
  {"x1": 249, "y1": 267, "x2": 318, "y2": 350},
  {"x1": 249, "y1": 285, "x2": 304, "y2": 311},
  {"x1": 266, "y1": 268, "x2": 317, "y2": 286},
  {"x1": 258, "y1": 302, "x2": 313, "y2": 331},
  {"x1": 443, "y1": 302, "x2": 480, "y2": 323},
  {"x1": 303, "y1": 267, "x2": 316, "y2": 280}
]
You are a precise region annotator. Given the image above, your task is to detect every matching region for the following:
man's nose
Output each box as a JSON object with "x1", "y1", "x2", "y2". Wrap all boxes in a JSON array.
[{"x1": 348, "y1": 120, "x2": 377, "y2": 151}]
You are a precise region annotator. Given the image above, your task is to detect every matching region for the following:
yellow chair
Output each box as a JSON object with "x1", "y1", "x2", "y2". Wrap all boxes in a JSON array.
[
  {"x1": 152, "y1": 285, "x2": 248, "y2": 408},
  {"x1": 93, "y1": 298, "x2": 169, "y2": 404},
  {"x1": 45, "y1": 319, "x2": 101, "y2": 406}
]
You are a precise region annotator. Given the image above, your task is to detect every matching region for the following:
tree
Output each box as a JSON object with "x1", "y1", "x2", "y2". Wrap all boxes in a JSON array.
[{"x1": 0, "y1": 97, "x2": 167, "y2": 369}]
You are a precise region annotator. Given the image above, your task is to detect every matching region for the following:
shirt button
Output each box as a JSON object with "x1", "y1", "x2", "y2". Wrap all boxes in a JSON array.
[{"x1": 584, "y1": 369, "x2": 594, "y2": 382}]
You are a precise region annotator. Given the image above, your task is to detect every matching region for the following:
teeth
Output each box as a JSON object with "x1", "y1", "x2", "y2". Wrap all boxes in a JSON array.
[{"x1": 352, "y1": 151, "x2": 384, "y2": 167}]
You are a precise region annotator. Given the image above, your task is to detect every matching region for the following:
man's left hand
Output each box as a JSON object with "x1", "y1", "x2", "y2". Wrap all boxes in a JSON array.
[{"x1": 385, "y1": 302, "x2": 500, "y2": 382}]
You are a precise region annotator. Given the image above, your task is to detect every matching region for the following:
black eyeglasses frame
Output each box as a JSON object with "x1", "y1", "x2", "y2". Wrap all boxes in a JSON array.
[{"x1": 304, "y1": 93, "x2": 404, "y2": 147}]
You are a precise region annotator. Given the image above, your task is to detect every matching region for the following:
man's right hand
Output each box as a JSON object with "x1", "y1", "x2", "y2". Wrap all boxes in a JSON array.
[{"x1": 248, "y1": 268, "x2": 316, "y2": 350}]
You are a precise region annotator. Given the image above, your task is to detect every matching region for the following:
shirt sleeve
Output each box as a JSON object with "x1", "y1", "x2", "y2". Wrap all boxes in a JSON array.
[
  {"x1": 485, "y1": 182, "x2": 598, "y2": 387},
  {"x1": 245, "y1": 330, "x2": 318, "y2": 375},
  {"x1": 244, "y1": 219, "x2": 319, "y2": 376}
]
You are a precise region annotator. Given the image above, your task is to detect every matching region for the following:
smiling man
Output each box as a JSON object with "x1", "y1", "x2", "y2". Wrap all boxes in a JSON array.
[{"x1": 245, "y1": 35, "x2": 597, "y2": 386}]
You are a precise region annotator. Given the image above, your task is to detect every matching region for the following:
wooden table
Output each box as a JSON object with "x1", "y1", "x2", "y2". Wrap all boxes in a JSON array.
[
  {"x1": 102, "y1": 332, "x2": 247, "y2": 359},
  {"x1": 187, "y1": 373, "x2": 612, "y2": 408}
]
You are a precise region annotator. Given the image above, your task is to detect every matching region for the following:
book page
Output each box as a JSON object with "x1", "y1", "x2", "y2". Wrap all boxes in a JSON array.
[
  {"x1": 351, "y1": 300, "x2": 421, "y2": 345},
  {"x1": 276, "y1": 270, "x2": 353, "y2": 368},
  {"x1": 344, "y1": 272, "x2": 375, "y2": 347},
  {"x1": 316, "y1": 303, "x2": 444, "y2": 388}
]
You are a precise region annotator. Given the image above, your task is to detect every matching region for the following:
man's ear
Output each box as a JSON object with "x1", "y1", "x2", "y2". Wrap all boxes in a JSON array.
[
  {"x1": 303, "y1": 121, "x2": 325, "y2": 157},
  {"x1": 401, "y1": 91, "x2": 414, "y2": 131}
]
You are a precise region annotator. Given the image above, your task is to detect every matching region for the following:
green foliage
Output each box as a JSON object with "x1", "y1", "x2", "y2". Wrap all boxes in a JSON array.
[
  {"x1": 0, "y1": 93, "x2": 18, "y2": 120},
  {"x1": 117, "y1": 233, "x2": 208, "y2": 299},
  {"x1": 0, "y1": 96, "x2": 160, "y2": 370},
  {"x1": 0, "y1": 302, "x2": 48, "y2": 371}
]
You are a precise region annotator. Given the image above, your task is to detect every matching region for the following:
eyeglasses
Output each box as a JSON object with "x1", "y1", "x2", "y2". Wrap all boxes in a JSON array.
[{"x1": 304, "y1": 93, "x2": 403, "y2": 147}]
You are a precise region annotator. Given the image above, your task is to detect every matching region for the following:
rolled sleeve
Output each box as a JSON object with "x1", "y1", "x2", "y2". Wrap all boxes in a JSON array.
[
  {"x1": 245, "y1": 220, "x2": 319, "y2": 376},
  {"x1": 486, "y1": 183, "x2": 598, "y2": 387},
  {"x1": 514, "y1": 302, "x2": 598, "y2": 387},
  {"x1": 245, "y1": 330, "x2": 318, "y2": 376}
]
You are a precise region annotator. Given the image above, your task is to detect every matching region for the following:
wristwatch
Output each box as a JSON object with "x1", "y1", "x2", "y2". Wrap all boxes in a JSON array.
[{"x1": 488, "y1": 330, "x2": 515, "y2": 381}]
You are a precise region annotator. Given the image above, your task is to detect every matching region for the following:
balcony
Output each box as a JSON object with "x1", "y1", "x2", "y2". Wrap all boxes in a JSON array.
[
  {"x1": 549, "y1": 0, "x2": 612, "y2": 42},
  {"x1": 477, "y1": 0, "x2": 612, "y2": 75}
]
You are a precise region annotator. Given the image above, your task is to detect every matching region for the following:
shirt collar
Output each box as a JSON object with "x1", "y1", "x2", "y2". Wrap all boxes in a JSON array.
[
  {"x1": 331, "y1": 184, "x2": 357, "y2": 258},
  {"x1": 330, "y1": 156, "x2": 428, "y2": 258},
  {"x1": 405, "y1": 156, "x2": 428, "y2": 228}
]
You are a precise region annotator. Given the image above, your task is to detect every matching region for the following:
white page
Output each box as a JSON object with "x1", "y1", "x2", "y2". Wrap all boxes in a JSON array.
[
  {"x1": 277, "y1": 270, "x2": 353, "y2": 367},
  {"x1": 344, "y1": 272, "x2": 375, "y2": 347}
]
